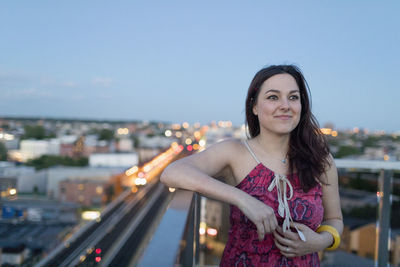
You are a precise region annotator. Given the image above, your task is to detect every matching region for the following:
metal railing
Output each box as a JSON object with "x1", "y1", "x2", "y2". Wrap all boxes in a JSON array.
[
  {"x1": 137, "y1": 159, "x2": 400, "y2": 267},
  {"x1": 335, "y1": 159, "x2": 400, "y2": 267},
  {"x1": 136, "y1": 189, "x2": 200, "y2": 267}
]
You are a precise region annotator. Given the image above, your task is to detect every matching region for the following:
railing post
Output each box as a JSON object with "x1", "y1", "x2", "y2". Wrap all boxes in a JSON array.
[
  {"x1": 193, "y1": 193, "x2": 200, "y2": 266},
  {"x1": 376, "y1": 169, "x2": 393, "y2": 267},
  {"x1": 182, "y1": 192, "x2": 200, "y2": 267}
]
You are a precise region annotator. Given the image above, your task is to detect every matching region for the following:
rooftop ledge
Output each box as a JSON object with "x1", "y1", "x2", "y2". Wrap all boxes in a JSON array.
[{"x1": 334, "y1": 159, "x2": 400, "y2": 171}]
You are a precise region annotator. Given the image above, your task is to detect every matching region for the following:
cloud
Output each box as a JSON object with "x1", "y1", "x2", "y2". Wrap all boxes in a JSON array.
[
  {"x1": 0, "y1": 71, "x2": 33, "y2": 87},
  {"x1": 40, "y1": 77, "x2": 79, "y2": 88},
  {"x1": 0, "y1": 69, "x2": 116, "y2": 103},
  {"x1": 2, "y1": 87, "x2": 54, "y2": 99},
  {"x1": 92, "y1": 77, "x2": 113, "y2": 87},
  {"x1": 0, "y1": 69, "x2": 81, "y2": 100},
  {"x1": 61, "y1": 81, "x2": 78, "y2": 88},
  {"x1": 40, "y1": 77, "x2": 55, "y2": 86}
]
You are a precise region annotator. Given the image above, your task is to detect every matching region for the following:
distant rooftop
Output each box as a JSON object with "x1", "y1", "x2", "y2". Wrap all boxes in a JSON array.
[
  {"x1": 321, "y1": 250, "x2": 375, "y2": 267},
  {"x1": 335, "y1": 159, "x2": 400, "y2": 171}
]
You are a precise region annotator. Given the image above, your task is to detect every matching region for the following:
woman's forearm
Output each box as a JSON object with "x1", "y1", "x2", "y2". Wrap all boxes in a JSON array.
[
  {"x1": 161, "y1": 159, "x2": 280, "y2": 239},
  {"x1": 160, "y1": 160, "x2": 248, "y2": 208},
  {"x1": 318, "y1": 219, "x2": 344, "y2": 249}
]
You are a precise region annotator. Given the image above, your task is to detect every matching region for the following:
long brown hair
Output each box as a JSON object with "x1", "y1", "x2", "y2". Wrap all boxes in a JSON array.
[{"x1": 245, "y1": 65, "x2": 330, "y2": 191}]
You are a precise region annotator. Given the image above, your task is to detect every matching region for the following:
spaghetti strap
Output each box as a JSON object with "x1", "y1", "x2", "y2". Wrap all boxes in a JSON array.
[{"x1": 243, "y1": 139, "x2": 261, "y2": 164}]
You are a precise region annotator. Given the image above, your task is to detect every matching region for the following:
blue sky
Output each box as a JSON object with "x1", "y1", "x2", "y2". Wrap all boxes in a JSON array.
[{"x1": 0, "y1": 1, "x2": 399, "y2": 132}]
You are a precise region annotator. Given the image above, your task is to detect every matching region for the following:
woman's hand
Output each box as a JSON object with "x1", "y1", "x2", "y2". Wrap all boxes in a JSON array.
[
  {"x1": 273, "y1": 222, "x2": 331, "y2": 257},
  {"x1": 237, "y1": 195, "x2": 278, "y2": 241}
]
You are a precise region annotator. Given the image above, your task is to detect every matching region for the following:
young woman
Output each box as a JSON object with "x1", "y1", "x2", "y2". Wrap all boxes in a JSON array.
[{"x1": 161, "y1": 65, "x2": 343, "y2": 266}]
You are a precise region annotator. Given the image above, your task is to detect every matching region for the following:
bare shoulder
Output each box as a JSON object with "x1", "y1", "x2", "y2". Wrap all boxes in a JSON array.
[
  {"x1": 178, "y1": 138, "x2": 245, "y2": 178},
  {"x1": 193, "y1": 138, "x2": 245, "y2": 164},
  {"x1": 207, "y1": 138, "x2": 245, "y2": 154},
  {"x1": 319, "y1": 153, "x2": 338, "y2": 187},
  {"x1": 325, "y1": 154, "x2": 338, "y2": 181}
]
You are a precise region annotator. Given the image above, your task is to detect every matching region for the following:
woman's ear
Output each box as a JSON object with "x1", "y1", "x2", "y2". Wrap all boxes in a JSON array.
[{"x1": 252, "y1": 103, "x2": 258, "y2": 116}]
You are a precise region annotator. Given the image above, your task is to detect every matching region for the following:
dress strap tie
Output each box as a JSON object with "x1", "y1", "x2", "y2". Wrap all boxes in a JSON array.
[
  {"x1": 243, "y1": 139, "x2": 261, "y2": 164},
  {"x1": 268, "y1": 174, "x2": 306, "y2": 242}
]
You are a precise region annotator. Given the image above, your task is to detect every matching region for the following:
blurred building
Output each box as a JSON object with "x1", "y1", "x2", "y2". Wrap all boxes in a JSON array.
[
  {"x1": 205, "y1": 199, "x2": 222, "y2": 229},
  {"x1": 93, "y1": 140, "x2": 110, "y2": 154},
  {"x1": 138, "y1": 135, "x2": 172, "y2": 148},
  {"x1": 350, "y1": 223, "x2": 376, "y2": 259},
  {"x1": 1, "y1": 197, "x2": 78, "y2": 223},
  {"x1": 342, "y1": 222, "x2": 400, "y2": 266},
  {"x1": 202, "y1": 198, "x2": 230, "y2": 245},
  {"x1": 82, "y1": 135, "x2": 97, "y2": 156},
  {"x1": 116, "y1": 138, "x2": 134, "y2": 152},
  {"x1": 10, "y1": 139, "x2": 60, "y2": 162},
  {"x1": 0, "y1": 132, "x2": 19, "y2": 150},
  {"x1": 59, "y1": 135, "x2": 79, "y2": 157},
  {"x1": 362, "y1": 147, "x2": 386, "y2": 160},
  {"x1": 45, "y1": 167, "x2": 122, "y2": 199},
  {"x1": 1, "y1": 244, "x2": 29, "y2": 266},
  {"x1": 0, "y1": 197, "x2": 78, "y2": 264},
  {"x1": 0, "y1": 164, "x2": 45, "y2": 194},
  {"x1": 137, "y1": 147, "x2": 161, "y2": 164},
  {"x1": 0, "y1": 177, "x2": 17, "y2": 198},
  {"x1": 339, "y1": 188, "x2": 378, "y2": 211},
  {"x1": 89, "y1": 153, "x2": 138, "y2": 168},
  {"x1": 393, "y1": 229, "x2": 400, "y2": 266},
  {"x1": 59, "y1": 178, "x2": 107, "y2": 206}
]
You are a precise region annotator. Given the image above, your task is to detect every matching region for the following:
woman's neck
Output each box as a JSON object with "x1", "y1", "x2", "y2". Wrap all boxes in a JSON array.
[{"x1": 254, "y1": 130, "x2": 290, "y2": 158}]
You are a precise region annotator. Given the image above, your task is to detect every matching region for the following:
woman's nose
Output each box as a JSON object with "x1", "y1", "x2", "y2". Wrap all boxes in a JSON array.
[{"x1": 279, "y1": 99, "x2": 290, "y2": 110}]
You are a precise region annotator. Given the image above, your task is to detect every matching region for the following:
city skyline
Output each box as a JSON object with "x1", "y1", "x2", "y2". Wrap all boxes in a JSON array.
[{"x1": 1, "y1": 1, "x2": 399, "y2": 132}]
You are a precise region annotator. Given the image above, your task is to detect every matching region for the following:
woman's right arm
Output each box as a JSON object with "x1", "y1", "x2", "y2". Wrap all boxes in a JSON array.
[{"x1": 160, "y1": 139, "x2": 278, "y2": 239}]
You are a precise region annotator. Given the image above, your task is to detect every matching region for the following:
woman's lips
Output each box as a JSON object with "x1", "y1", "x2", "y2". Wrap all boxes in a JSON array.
[{"x1": 274, "y1": 115, "x2": 292, "y2": 120}]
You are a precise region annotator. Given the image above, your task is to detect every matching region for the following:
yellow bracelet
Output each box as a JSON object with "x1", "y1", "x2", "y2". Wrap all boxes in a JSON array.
[{"x1": 316, "y1": 225, "x2": 340, "y2": 251}]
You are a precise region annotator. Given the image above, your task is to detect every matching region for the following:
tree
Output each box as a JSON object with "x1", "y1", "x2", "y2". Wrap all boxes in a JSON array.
[
  {"x1": 335, "y1": 146, "x2": 362, "y2": 158},
  {"x1": 26, "y1": 155, "x2": 88, "y2": 170},
  {"x1": 33, "y1": 185, "x2": 39, "y2": 194},
  {"x1": 22, "y1": 125, "x2": 46, "y2": 139},
  {"x1": 363, "y1": 136, "x2": 380, "y2": 148},
  {"x1": 98, "y1": 129, "x2": 114, "y2": 141},
  {"x1": 0, "y1": 123, "x2": 10, "y2": 130},
  {"x1": 0, "y1": 142, "x2": 7, "y2": 161},
  {"x1": 131, "y1": 135, "x2": 140, "y2": 148},
  {"x1": 21, "y1": 125, "x2": 56, "y2": 140}
]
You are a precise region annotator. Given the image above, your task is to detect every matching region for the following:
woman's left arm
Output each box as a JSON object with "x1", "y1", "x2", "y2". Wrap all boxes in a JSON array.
[
  {"x1": 318, "y1": 154, "x2": 344, "y2": 247},
  {"x1": 273, "y1": 155, "x2": 343, "y2": 257}
]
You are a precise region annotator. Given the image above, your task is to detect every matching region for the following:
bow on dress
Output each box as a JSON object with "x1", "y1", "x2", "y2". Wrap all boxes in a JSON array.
[{"x1": 268, "y1": 174, "x2": 306, "y2": 242}]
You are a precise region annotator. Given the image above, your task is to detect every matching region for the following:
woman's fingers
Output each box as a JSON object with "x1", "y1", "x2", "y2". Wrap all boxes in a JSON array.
[
  {"x1": 290, "y1": 221, "x2": 304, "y2": 230},
  {"x1": 258, "y1": 214, "x2": 277, "y2": 240},
  {"x1": 273, "y1": 236, "x2": 297, "y2": 258},
  {"x1": 257, "y1": 217, "x2": 273, "y2": 240},
  {"x1": 274, "y1": 239, "x2": 296, "y2": 257},
  {"x1": 256, "y1": 223, "x2": 265, "y2": 241},
  {"x1": 269, "y1": 215, "x2": 278, "y2": 231},
  {"x1": 240, "y1": 196, "x2": 278, "y2": 240},
  {"x1": 274, "y1": 238, "x2": 286, "y2": 250},
  {"x1": 273, "y1": 231, "x2": 291, "y2": 247},
  {"x1": 263, "y1": 219, "x2": 271, "y2": 234},
  {"x1": 274, "y1": 223, "x2": 315, "y2": 257},
  {"x1": 275, "y1": 225, "x2": 300, "y2": 241}
]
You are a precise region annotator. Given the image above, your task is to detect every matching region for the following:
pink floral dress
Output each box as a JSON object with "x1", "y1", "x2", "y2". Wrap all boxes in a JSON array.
[{"x1": 220, "y1": 142, "x2": 324, "y2": 267}]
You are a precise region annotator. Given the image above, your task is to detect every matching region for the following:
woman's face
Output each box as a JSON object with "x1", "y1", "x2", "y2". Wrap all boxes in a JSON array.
[{"x1": 253, "y1": 73, "x2": 302, "y2": 136}]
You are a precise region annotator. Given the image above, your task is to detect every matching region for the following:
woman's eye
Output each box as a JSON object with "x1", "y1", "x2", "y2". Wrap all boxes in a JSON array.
[
  {"x1": 267, "y1": 95, "x2": 278, "y2": 100},
  {"x1": 289, "y1": 95, "x2": 300, "y2": 100}
]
